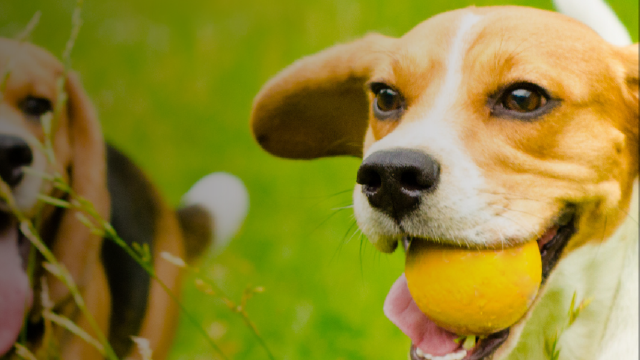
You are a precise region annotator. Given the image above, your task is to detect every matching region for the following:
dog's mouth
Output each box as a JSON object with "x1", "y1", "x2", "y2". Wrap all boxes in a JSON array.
[
  {"x1": 0, "y1": 210, "x2": 33, "y2": 357},
  {"x1": 385, "y1": 210, "x2": 577, "y2": 360}
]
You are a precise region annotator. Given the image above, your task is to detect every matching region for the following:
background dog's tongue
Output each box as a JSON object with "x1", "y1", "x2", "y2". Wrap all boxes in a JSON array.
[
  {"x1": 0, "y1": 224, "x2": 32, "y2": 356},
  {"x1": 384, "y1": 274, "x2": 461, "y2": 357}
]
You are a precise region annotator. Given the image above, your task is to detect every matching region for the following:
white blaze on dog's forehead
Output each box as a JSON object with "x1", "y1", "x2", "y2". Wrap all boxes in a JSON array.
[
  {"x1": 365, "y1": 12, "x2": 484, "y2": 156},
  {"x1": 429, "y1": 12, "x2": 483, "y2": 124},
  {"x1": 361, "y1": 13, "x2": 489, "y2": 244}
]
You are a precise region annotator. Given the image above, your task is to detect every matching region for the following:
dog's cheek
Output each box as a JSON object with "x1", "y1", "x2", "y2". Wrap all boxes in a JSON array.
[
  {"x1": 352, "y1": 186, "x2": 371, "y2": 236},
  {"x1": 353, "y1": 187, "x2": 396, "y2": 253}
]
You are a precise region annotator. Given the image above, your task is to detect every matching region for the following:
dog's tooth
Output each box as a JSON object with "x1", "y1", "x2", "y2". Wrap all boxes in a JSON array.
[
  {"x1": 416, "y1": 347, "x2": 431, "y2": 359},
  {"x1": 416, "y1": 347, "x2": 467, "y2": 360},
  {"x1": 425, "y1": 349, "x2": 468, "y2": 360}
]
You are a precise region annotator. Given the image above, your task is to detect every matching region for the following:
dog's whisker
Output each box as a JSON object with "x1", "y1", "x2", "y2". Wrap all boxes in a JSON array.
[
  {"x1": 329, "y1": 220, "x2": 359, "y2": 263},
  {"x1": 327, "y1": 188, "x2": 355, "y2": 198},
  {"x1": 331, "y1": 204, "x2": 354, "y2": 212},
  {"x1": 359, "y1": 232, "x2": 367, "y2": 280},
  {"x1": 295, "y1": 188, "x2": 353, "y2": 206},
  {"x1": 307, "y1": 201, "x2": 356, "y2": 238},
  {"x1": 344, "y1": 222, "x2": 362, "y2": 246}
]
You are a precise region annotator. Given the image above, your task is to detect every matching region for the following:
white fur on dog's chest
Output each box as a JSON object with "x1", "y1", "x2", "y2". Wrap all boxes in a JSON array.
[{"x1": 504, "y1": 183, "x2": 639, "y2": 360}]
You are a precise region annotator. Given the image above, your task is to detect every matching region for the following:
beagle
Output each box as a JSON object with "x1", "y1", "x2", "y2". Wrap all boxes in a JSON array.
[
  {"x1": 0, "y1": 38, "x2": 248, "y2": 359},
  {"x1": 250, "y1": 1, "x2": 638, "y2": 359}
]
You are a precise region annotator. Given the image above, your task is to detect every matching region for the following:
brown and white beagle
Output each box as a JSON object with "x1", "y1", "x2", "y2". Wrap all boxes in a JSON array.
[
  {"x1": 0, "y1": 38, "x2": 248, "y2": 359},
  {"x1": 251, "y1": 0, "x2": 638, "y2": 359}
]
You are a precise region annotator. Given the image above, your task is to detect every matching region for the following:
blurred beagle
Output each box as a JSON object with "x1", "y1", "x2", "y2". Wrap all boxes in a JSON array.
[
  {"x1": 0, "y1": 38, "x2": 248, "y2": 360},
  {"x1": 251, "y1": 0, "x2": 637, "y2": 359}
]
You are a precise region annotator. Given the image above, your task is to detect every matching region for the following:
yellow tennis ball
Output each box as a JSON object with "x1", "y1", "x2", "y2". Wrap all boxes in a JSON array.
[{"x1": 405, "y1": 240, "x2": 542, "y2": 336}]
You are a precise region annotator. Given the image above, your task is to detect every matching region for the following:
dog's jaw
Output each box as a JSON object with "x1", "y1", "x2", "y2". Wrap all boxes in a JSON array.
[
  {"x1": 348, "y1": 6, "x2": 638, "y2": 360},
  {"x1": 497, "y1": 183, "x2": 639, "y2": 359},
  {"x1": 380, "y1": 209, "x2": 577, "y2": 360}
]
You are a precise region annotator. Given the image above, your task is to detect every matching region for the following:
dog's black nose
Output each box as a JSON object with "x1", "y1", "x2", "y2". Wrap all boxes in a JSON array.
[
  {"x1": 356, "y1": 149, "x2": 440, "y2": 220},
  {"x1": 0, "y1": 135, "x2": 33, "y2": 187}
]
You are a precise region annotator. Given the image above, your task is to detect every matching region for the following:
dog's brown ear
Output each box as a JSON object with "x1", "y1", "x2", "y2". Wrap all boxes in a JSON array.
[
  {"x1": 48, "y1": 72, "x2": 110, "y2": 302},
  {"x1": 251, "y1": 33, "x2": 394, "y2": 159},
  {"x1": 621, "y1": 44, "x2": 638, "y2": 109}
]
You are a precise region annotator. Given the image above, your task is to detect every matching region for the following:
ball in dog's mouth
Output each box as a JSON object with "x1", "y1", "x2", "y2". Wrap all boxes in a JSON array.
[
  {"x1": 0, "y1": 211, "x2": 32, "y2": 357},
  {"x1": 384, "y1": 210, "x2": 576, "y2": 360}
]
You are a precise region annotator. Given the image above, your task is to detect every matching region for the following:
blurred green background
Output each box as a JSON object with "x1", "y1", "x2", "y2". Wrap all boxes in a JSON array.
[{"x1": 1, "y1": 0, "x2": 637, "y2": 359}]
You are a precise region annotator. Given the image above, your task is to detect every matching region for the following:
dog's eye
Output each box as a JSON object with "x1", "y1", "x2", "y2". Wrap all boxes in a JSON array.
[
  {"x1": 493, "y1": 83, "x2": 554, "y2": 119},
  {"x1": 370, "y1": 83, "x2": 404, "y2": 120},
  {"x1": 376, "y1": 88, "x2": 401, "y2": 112},
  {"x1": 502, "y1": 88, "x2": 546, "y2": 112},
  {"x1": 20, "y1": 96, "x2": 53, "y2": 119}
]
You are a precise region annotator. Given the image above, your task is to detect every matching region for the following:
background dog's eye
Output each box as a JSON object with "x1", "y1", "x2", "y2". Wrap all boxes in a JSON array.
[
  {"x1": 370, "y1": 83, "x2": 404, "y2": 119},
  {"x1": 20, "y1": 96, "x2": 53, "y2": 119}
]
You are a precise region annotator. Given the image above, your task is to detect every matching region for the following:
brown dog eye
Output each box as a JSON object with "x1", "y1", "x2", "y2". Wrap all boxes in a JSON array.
[
  {"x1": 502, "y1": 88, "x2": 546, "y2": 112},
  {"x1": 492, "y1": 83, "x2": 555, "y2": 120},
  {"x1": 377, "y1": 88, "x2": 401, "y2": 112},
  {"x1": 20, "y1": 96, "x2": 53, "y2": 119},
  {"x1": 370, "y1": 83, "x2": 404, "y2": 120}
]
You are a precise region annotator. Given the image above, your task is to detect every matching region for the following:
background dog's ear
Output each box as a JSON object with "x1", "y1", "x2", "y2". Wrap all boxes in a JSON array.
[
  {"x1": 48, "y1": 72, "x2": 110, "y2": 302},
  {"x1": 251, "y1": 33, "x2": 394, "y2": 159}
]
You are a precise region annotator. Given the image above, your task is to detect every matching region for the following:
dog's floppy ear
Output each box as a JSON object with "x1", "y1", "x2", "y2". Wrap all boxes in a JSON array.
[
  {"x1": 619, "y1": 43, "x2": 638, "y2": 172},
  {"x1": 251, "y1": 33, "x2": 394, "y2": 159},
  {"x1": 48, "y1": 72, "x2": 110, "y2": 302}
]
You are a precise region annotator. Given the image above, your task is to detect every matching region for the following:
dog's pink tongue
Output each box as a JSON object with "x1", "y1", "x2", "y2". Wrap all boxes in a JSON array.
[
  {"x1": 0, "y1": 223, "x2": 32, "y2": 356},
  {"x1": 384, "y1": 274, "x2": 461, "y2": 357}
]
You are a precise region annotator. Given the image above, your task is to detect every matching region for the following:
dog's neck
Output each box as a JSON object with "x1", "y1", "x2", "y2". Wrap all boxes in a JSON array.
[{"x1": 501, "y1": 181, "x2": 639, "y2": 360}]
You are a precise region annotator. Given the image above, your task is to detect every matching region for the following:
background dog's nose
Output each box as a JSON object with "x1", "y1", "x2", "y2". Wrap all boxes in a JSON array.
[
  {"x1": 356, "y1": 149, "x2": 440, "y2": 220},
  {"x1": 0, "y1": 135, "x2": 33, "y2": 187}
]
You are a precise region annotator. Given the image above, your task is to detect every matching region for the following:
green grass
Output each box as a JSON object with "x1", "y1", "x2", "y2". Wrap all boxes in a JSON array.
[{"x1": 1, "y1": 0, "x2": 637, "y2": 359}]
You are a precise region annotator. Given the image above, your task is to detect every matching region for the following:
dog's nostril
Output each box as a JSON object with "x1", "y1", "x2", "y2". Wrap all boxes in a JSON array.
[
  {"x1": 356, "y1": 164, "x2": 382, "y2": 191},
  {"x1": 400, "y1": 169, "x2": 421, "y2": 191},
  {"x1": 357, "y1": 166, "x2": 382, "y2": 190},
  {"x1": 399, "y1": 162, "x2": 440, "y2": 192},
  {"x1": 0, "y1": 135, "x2": 33, "y2": 187},
  {"x1": 8, "y1": 144, "x2": 33, "y2": 168}
]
